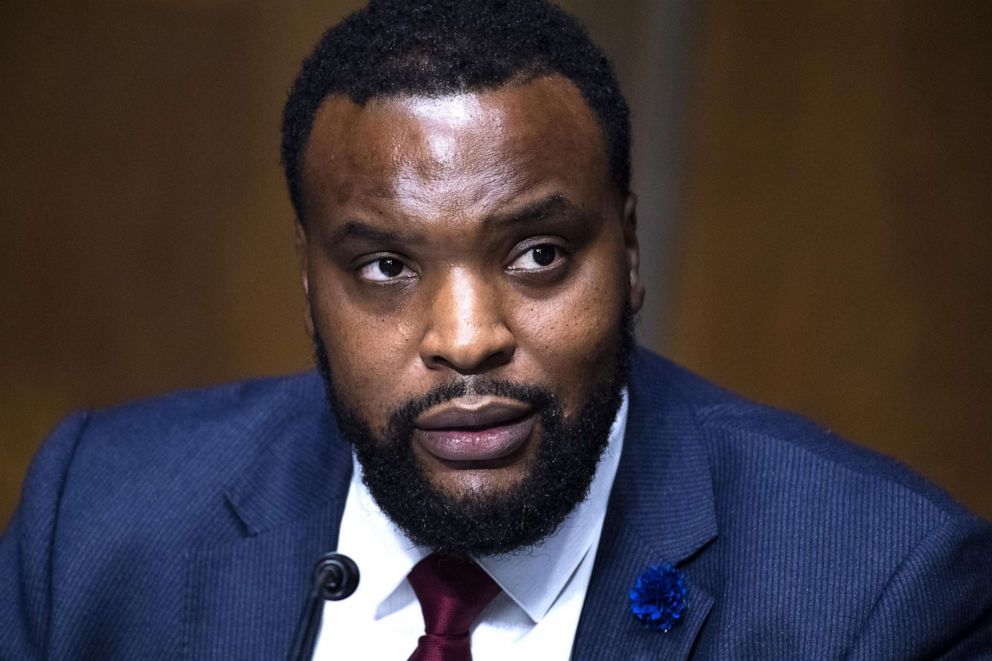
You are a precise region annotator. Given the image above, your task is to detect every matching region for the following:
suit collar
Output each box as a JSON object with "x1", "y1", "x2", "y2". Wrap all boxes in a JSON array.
[
  {"x1": 224, "y1": 372, "x2": 352, "y2": 537},
  {"x1": 573, "y1": 349, "x2": 718, "y2": 659},
  {"x1": 609, "y1": 348, "x2": 718, "y2": 563}
]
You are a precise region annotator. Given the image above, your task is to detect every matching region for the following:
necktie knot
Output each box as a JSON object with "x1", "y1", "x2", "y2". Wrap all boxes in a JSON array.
[{"x1": 407, "y1": 554, "x2": 501, "y2": 661}]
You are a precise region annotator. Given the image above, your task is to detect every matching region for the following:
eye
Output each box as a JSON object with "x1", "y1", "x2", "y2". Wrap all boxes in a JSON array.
[
  {"x1": 357, "y1": 257, "x2": 416, "y2": 282},
  {"x1": 508, "y1": 244, "x2": 563, "y2": 271}
]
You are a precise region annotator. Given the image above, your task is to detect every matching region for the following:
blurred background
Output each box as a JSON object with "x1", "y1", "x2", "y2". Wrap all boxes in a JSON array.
[{"x1": 2, "y1": 0, "x2": 990, "y2": 527}]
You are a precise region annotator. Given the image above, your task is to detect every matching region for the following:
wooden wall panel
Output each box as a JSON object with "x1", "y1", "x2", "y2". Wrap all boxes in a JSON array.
[
  {"x1": 0, "y1": 0, "x2": 364, "y2": 525},
  {"x1": 670, "y1": 0, "x2": 992, "y2": 518}
]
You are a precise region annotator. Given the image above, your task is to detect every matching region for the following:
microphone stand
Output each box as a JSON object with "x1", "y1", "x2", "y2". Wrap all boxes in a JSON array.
[{"x1": 288, "y1": 553, "x2": 360, "y2": 661}]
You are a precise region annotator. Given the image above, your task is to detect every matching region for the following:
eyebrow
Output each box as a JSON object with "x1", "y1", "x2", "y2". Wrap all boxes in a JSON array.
[
  {"x1": 486, "y1": 193, "x2": 579, "y2": 226},
  {"x1": 327, "y1": 220, "x2": 420, "y2": 246},
  {"x1": 325, "y1": 193, "x2": 580, "y2": 246}
]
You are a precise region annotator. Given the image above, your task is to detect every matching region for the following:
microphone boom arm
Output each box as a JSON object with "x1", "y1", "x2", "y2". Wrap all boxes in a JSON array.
[{"x1": 288, "y1": 553, "x2": 360, "y2": 661}]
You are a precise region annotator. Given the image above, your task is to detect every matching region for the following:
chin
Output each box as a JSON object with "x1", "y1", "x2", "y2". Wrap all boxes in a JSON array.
[{"x1": 426, "y1": 462, "x2": 534, "y2": 500}]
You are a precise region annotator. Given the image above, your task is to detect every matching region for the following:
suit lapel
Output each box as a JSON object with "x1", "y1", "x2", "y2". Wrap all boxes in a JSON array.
[
  {"x1": 181, "y1": 378, "x2": 353, "y2": 661},
  {"x1": 573, "y1": 351, "x2": 719, "y2": 660},
  {"x1": 182, "y1": 501, "x2": 346, "y2": 660},
  {"x1": 573, "y1": 515, "x2": 714, "y2": 660}
]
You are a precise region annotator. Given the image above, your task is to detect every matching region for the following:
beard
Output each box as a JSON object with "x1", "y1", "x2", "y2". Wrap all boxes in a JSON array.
[{"x1": 315, "y1": 309, "x2": 634, "y2": 557}]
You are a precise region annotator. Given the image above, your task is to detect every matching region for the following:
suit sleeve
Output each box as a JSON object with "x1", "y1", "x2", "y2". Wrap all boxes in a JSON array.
[
  {"x1": 0, "y1": 411, "x2": 91, "y2": 661},
  {"x1": 847, "y1": 511, "x2": 992, "y2": 660}
]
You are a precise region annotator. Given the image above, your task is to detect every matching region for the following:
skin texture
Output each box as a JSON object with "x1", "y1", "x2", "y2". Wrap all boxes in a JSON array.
[{"x1": 297, "y1": 74, "x2": 644, "y2": 499}]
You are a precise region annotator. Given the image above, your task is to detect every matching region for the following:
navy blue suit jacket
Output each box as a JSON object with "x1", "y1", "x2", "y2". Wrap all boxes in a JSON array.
[{"x1": 3, "y1": 349, "x2": 991, "y2": 659}]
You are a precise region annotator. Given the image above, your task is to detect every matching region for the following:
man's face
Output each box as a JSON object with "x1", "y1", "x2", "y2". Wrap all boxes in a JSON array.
[{"x1": 298, "y1": 75, "x2": 643, "y2": 553}]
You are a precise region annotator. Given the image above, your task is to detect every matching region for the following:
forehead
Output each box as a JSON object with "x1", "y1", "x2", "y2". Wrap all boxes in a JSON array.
[{"x1": 300, "y1": 75, "x2": 614, "y2": 224}]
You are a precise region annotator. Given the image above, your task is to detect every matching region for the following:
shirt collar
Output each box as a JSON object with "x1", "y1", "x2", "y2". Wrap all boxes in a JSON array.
[{"x1": 344, "y1": 390, "x2": 628, "y2": 624}]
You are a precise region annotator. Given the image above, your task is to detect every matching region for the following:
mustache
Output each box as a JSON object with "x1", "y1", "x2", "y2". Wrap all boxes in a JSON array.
[
  {"x1": 313, "y1": 333, "x2": 569, "y2": 445},
  {"x1": 384, "y1": 377, "x2": 558, "y2": 442}
]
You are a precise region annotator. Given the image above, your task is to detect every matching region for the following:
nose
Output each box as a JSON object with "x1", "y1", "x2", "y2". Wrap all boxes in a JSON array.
[{"x1": 419, "y1": 268, "x2": 515, "y2": 374}]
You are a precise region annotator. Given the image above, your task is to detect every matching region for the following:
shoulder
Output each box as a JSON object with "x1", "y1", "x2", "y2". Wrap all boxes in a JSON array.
[
  {"x1": 67, "y1": 371, "x2": 324, "y2": 482},
  {"x1": 633, "y1": 347, "x2": 972, "y2": 523},
  {"x1": 631, "y1": 349, "x2": 992, "y2": 656},
  {"x1": 81, "y1": 370, "x2": 325, "y2": 445},
  {"x1": 22, "y1": 371, "x2": 331, "y2": 542},
  {"x1": 1, "y1": 372, "x2": 335, "y2": 658}
]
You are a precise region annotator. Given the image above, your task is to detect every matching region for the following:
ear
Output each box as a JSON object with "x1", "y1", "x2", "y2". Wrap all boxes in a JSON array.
[
  {"x1": 295, "y1": 222, "x2": 316, "y2": 339},
  {"x1": 622, "y1": 192, "x2": 645, "y2": 313}
]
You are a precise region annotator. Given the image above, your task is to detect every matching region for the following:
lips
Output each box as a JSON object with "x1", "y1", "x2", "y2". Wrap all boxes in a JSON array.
[{"x1": 413, "y1": 398, "x2": 536, "y2": 463}]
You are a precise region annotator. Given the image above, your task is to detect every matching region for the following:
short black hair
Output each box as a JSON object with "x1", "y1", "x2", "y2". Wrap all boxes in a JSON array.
[{"x1": 281, "y1": 0, "x2": 631, "y2": 226}]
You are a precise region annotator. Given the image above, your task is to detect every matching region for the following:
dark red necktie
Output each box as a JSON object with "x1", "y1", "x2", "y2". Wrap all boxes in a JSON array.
[{"x1": 407, "y1": 553, "x2": 501, "y2": 661}]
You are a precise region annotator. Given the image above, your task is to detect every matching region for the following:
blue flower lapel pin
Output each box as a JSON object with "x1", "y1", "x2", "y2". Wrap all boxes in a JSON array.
[{"x1": 629, "y1": 563, "x2": 687, "y2": 632}]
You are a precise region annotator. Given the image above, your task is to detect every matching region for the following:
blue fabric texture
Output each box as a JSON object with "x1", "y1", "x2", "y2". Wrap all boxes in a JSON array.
[{"x1": 2, "y1": 348, "x2": 991, "y2": 659}]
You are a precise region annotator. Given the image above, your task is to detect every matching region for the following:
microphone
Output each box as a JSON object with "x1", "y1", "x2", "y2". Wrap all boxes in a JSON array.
[{"x1": 288, "y1": 552, "x2": 360, "y2": 661}]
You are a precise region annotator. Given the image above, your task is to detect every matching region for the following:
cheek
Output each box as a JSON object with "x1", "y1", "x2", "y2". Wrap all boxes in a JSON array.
[
  {"x1": 508, "y1": 242, "x2": 629, "y2": 411},
  {"x1": 308, "y1": 266, "x2": 422, "y2": 431}
]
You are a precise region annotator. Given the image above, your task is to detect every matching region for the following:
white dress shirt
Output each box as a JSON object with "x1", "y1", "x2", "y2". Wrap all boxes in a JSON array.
[{"x1": 313, "y1": 391, "x2": 628, "y2": 661}]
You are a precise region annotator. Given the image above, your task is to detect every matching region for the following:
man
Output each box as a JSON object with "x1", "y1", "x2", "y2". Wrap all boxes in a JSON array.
[{"x1": 2, "y1": 1, "x2": 991, "y2": 659}]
